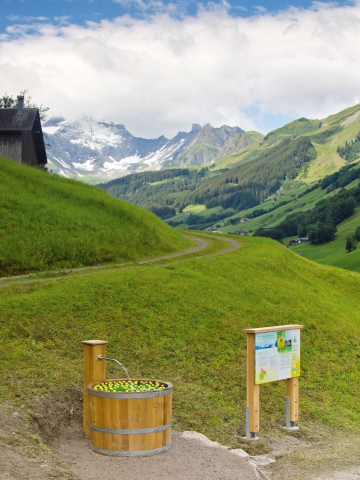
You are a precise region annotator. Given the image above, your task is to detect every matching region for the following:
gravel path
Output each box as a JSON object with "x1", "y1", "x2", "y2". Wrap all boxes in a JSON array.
[{"x1": 53, "y1": 429, "x2": 260, "y2": 480}]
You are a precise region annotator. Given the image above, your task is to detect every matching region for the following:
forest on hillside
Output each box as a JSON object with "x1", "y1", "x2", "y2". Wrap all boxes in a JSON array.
[
  {"x1": 185, "y1": 136, "x2": 316, "y2": 210},
  {"x1": 255, "y1": 182, "x2": 360, "y2": 244},
  {"x1": 99, "y1": 136, "x2": 317, "y2": 220},
  {"x1": 99, "y1": 167, "x2": 215, "y2": 217},
  {"x1": 336, "y1": 132, "x2": 360, "y2": 162}
]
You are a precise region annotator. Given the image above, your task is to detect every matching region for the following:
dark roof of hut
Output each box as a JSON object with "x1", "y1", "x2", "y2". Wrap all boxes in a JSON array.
[{"x1": 0, "y1": 108, "x2": 40, "y2": 131}]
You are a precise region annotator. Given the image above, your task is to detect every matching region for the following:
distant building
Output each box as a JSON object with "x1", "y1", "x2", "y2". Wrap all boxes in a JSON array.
[
  {"x1": 286, "y1": 240, "x2": 301, "y2": 247},
  {"x1": 240, "y1": 217, "x2": 250, "y2": 223},
  {"x1": 286, "y1": 237, "x2": 309, "y2": 247},
  {"x1": 0, "y1": 95, "x2": 47, "y2": 167},
  {"x1": 235, "y1": 230, "x2": 248, "y2": 235}
]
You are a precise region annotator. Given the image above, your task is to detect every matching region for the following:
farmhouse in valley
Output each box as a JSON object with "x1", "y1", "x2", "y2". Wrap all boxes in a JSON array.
[{"x1": 0, "y1": 95, "x2": 47, "y2": 167}]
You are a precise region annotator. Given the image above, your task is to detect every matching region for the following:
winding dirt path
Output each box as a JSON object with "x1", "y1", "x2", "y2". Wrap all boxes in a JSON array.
[{"x1": 0, "y1": 233, "x2": 241, "y2": 289}]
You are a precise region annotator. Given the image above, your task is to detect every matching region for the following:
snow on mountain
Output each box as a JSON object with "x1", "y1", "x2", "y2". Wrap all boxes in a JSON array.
[{"x1": 43, "y1": 117, "x2": 245, "y2": 182}]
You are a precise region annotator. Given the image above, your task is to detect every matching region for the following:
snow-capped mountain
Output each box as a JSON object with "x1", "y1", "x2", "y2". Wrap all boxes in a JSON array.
[{"x1": 43, "y1": 117, "x2": 245, "y2": 182}]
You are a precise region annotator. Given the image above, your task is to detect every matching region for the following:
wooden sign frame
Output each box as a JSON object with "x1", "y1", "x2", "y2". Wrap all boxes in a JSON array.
[{"x1": 243, "y1": 324, "x2": 303, "y2": 439}]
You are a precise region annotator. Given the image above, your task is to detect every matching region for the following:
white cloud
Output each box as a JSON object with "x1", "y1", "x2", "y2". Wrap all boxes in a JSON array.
[
  {"x1": 0, "y1": 2, "x2": 360, "y2": 138},
  {"x1": 112, "y1": 0, "x2": 187, "y2": 18},
  {"x1": 6, "y1": 15, "x2": 48, "y2": 22}
]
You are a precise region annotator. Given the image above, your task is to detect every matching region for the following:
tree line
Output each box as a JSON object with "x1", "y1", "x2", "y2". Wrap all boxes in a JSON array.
[
  {"x1": 249, "y1": 164, "x2": 360, "y2": 227},
  {"x1": 320, "y1": 163, "x2": 360, "y2": 191},
  {"x1": 99, "y1": 168, "x2": 190, "y2": 188},
  {"x1": 254, "y1": 185, "x2": 360, "y2": 244},
  {"x1": 337, "y1": 132, "x2": 360, "y2": 162}
]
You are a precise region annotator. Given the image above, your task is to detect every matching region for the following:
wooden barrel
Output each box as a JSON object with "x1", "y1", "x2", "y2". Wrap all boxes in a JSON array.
[{"x1": 88, "y1": 379, "x2": 172, "y2": 456}]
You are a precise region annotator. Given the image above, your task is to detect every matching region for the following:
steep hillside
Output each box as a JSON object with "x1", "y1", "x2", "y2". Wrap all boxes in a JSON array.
[
  {"x1": 164, "y1": 124, "x2": 244, "y2": 167},
  {"x1": 98, "y1": 167, "x2": 223, "y2": 217},
  {"x1": 184, "y1": 136, "x2": 317, "y2": 210},
  {"x1": 100, "y1": 135, "x2": 317, "y2": 215},
  {"x1": 1, "y1": 233, "x2": 360, "y2": 453},
  {"x1": 217, "y1": 131, "x2": 264, "y2": 160},
  {"x1": 0, "y1": 156, "x2": 188, "y2": 275}
]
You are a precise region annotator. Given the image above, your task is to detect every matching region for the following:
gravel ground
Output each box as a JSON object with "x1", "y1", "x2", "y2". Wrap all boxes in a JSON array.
[{"x1": 52, "y1": 429, "x2": 260, "y2": 480}]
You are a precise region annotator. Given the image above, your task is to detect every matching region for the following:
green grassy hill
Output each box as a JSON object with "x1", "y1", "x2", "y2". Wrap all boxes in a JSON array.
[
  {"x1": 1, "y1": 233, "x2": 360, "y2": 452},
  {"x1": 0, "y1": 156, "x2": 188, "y2": 275},
  {"x1": 291, "y1": 208, "x2": 360, "y2": 272},
  {"x1": 1, "y1": 159, "x2": 360, "y2": 464}
]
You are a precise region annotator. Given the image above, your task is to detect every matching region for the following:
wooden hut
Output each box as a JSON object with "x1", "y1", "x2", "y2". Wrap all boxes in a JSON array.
[{"x1": 0, "y1": 96, "x2": 47, "y2": 166}]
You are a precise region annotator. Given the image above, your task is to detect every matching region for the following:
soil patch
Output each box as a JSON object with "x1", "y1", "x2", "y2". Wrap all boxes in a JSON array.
[
  {"x1": 52, "y1": 427, "x2": 259, "y2": 480},
  {"x1": 259, "y1": 425, "x2": 360, "y2": 479},
  {"x1": 1, "y1": 391, "x2": 360, "y2": 480},
  {"x1": 0, "y1": 402, "x2": 80, "y2": 480}
]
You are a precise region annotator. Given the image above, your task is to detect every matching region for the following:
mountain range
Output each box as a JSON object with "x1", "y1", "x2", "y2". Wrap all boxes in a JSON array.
[{"x1": 43, "y1": 117, "x2": 259, "y2": 182}]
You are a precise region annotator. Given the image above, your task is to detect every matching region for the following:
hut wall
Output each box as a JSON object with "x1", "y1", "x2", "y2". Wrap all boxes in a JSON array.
[
  {"x1": 22, "y1": 132, "x2": 39, "y2": 166},
  {"x1": 0, "y1": 134, "x2": 22, "y2": 162}
]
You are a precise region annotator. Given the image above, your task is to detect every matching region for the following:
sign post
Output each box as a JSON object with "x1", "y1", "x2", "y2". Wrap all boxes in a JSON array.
[
  {"x1": 286, "y1": 376, "x2": 299, "y2": 429},
  {"x1": 244, "y1": 324, "x2": 303, "y2": 439},
  {"x1": 246, "y1": 331, "x2": 259, "y2": 439}
]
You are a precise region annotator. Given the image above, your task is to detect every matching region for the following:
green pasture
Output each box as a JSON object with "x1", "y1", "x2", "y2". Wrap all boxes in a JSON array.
[
  {"x1": 1, "y1": 234, "x2": 360, "y2": 449},
  {"x1": 0, "y1": 156, "x2": 188, "y2": 275},
  {"x1": 291, "y1": 208, "x2": 360, "y2": 272},
  {"x1": 220, "y1": 186, "x2": 325, "y2": 234},
  {"x1": 183, "y1": 204, "x2": 206, "y2": 214},
  {"x1": 222, "y1": 178, "x2": 358, "y2": 235}
]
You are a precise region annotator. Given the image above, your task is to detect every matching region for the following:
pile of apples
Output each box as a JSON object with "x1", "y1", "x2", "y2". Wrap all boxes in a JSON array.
[{"x1": 93, "y1": 380, "x2": 166, "y2": 393}]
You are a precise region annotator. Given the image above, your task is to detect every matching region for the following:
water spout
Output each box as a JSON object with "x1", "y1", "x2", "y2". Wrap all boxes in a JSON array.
[{"x1": 98, "y1": 355, "x2": 132, "y2": 384}]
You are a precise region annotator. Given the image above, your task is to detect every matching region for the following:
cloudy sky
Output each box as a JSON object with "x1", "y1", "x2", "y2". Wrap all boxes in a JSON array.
[{"x1": 0, "y1": 0, "x2": 359, "y2": 139}]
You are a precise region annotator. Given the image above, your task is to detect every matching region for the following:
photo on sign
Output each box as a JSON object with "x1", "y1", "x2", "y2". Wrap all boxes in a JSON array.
[
  {"x1": 277, "y1": 330, "x2": 294, "y2": 353},
  {"x1": 255, "y1": 329, "x2": 300, "y2": 385}
]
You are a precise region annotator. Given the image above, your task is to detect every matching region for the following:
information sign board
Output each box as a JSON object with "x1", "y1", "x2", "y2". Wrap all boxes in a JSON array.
[{"x1": 255, "y1": 328, "x2": 300, "y2": 384}]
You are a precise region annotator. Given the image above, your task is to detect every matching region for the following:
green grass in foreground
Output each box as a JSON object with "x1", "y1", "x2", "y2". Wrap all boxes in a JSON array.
[
  {"x1": 1, "y1": 234, "x2": 359, "y2": 448},
  {"x1": 0, "y1": 157, "x2": 188, "y2": 275}
]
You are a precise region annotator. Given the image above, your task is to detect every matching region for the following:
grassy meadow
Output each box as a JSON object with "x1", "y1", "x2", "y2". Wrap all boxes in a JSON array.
[
  {"x1": 1, "y1": 158, "x2": 360, "y2": 454},
  {"x1": 291, "y1": 208, "x2": 360, "y2": 272},
  {"x1": 0, "y1": 156, "x2": 188, "y2": 275},
  {"x1": 1, "y1": 233, "x2": 360, "y2": 449}
]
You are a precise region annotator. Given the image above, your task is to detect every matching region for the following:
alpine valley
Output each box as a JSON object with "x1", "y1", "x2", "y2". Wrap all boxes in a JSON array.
[{"x1": 44, "y1": 105, "x2": 360, "y2": 274}]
